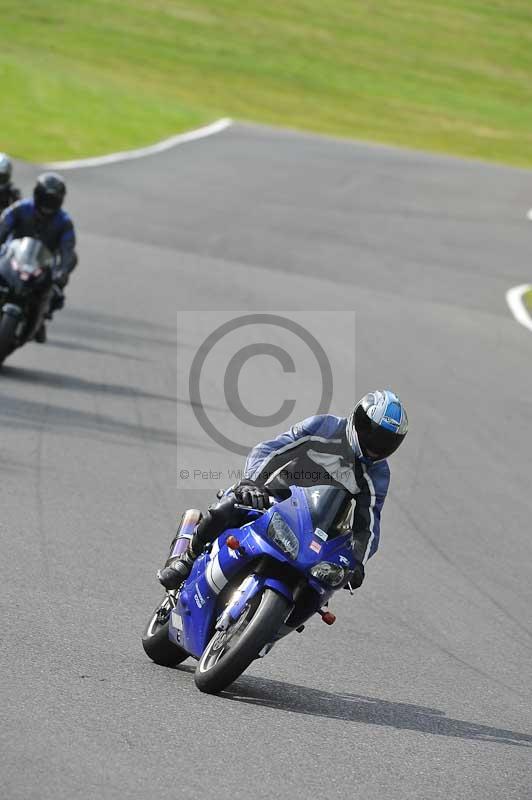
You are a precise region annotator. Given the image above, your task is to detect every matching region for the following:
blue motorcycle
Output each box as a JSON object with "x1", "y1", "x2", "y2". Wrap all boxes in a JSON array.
[{"x1": 142, "y1": 483, "x2": 357, "y2": 694}]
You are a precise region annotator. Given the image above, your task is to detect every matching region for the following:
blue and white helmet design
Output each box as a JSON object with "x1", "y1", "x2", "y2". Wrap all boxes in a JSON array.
[{"x1": 346, "y1": 389, "x2": 408, "y2": 461}]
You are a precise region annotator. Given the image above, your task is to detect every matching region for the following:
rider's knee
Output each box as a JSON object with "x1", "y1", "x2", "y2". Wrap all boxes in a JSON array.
[{"x1": 209, "y1": 495, "x2": 238, "y2": 527}]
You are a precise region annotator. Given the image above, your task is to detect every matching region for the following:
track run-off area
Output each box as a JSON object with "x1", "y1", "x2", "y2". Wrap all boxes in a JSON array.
[{"x1": 1, "y1": 123, "x2": 531, "y2": 800}]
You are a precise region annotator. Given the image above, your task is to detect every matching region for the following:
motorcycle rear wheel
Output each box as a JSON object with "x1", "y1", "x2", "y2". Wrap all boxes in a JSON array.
[
  {"x1": 195, "y1": 588, "x2": 291, "y2": 694},
  {"x1": 142, "y1": 598, "x2": 188, "y2": 667}
]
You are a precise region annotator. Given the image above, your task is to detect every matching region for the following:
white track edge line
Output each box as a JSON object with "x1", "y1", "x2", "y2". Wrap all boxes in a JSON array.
[
  {"x1": 506, "y1": 284, "x2": 532, "y2": 333},
  {"x1": 526, "y1": 209, "x2": 532, "y2": 221},
  {"x1": 44, "y1": 118, "x2": 233, "y2": 170}
]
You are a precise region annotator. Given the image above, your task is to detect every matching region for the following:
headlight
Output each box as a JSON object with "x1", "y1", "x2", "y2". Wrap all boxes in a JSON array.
[
  {"x1": 267, "y1": 512, "x2": 299, "y2": 560},
  {"x1": 309, "y1": 562, "x2": 346, "y2": 588}
]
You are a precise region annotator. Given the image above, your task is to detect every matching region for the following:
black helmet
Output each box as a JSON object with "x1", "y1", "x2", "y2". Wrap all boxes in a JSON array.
[
  {"x1": 0, "y1": 153, "x2": 12, "y2": 187},
  {"x1": 34, "y1": 172, "x2": 66, "y2": 215},
  {"x1": 346, "y1": 389, "x2": 408, "y2": 462}
]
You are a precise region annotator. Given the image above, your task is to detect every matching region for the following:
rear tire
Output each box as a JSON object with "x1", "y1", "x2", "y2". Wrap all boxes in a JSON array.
[
  {"x1": 0, "y1": 313, "x2": 18, "y2": 365},
  {"x1": 195, "y1": 588, "x2": 291, "y2": 694},
  {"x1": 142, "y1": 598, "x2": 188, "y2": 667}
]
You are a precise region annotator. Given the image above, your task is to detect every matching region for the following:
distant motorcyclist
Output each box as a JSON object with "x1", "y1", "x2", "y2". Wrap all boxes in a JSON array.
[
  {"x1": 159, "y1": 389, "x2": 408, "y2": 592},
  {"x1": 0, "y1": 153, "x2": 21, "y2": 212},
  {"x1": 0, "y1": 172, "x2": 77, "y2": 342}
]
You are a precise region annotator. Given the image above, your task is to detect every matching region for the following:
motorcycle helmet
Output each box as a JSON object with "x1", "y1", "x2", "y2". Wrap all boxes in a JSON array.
[
  {"x1": 0, "y1": 153, "x2": 12, "y2": 187},
  {"x1": 347, "y1": 389, "x2": 408, "y2": 461},
  {"x1": 34, "y1": 172, "x2": 66, "y2": 215}
]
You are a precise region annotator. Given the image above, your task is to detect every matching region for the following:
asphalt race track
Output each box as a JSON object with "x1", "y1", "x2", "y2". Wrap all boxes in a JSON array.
[{"x1": 1, "y1": 124, "x2": 531, "y2": 799}]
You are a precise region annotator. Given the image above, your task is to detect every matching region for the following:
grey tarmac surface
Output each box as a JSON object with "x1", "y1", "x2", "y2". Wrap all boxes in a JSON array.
[{"x1": 1, "y1": 124, "x2": 531, "y2": 800}]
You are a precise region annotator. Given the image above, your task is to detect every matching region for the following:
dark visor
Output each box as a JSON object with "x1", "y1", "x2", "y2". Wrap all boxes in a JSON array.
[
  {"x1": 355, "y1": 405, "x2": 405, "y2": 459},
  {"x1": 40, "y1": 193, "x2": 61, "y2": 209}
]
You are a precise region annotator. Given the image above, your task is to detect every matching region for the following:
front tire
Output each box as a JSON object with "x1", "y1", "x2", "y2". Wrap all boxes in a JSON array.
[
  {"x1": 195, "y1": 588, "x2": 291, "y2": 694},
  {"x1": 0, "y1": 313, "x2": 18, "y2": 365},
  {"x1": 142, "y1": 598, "x2": 188, "y2": 667}
]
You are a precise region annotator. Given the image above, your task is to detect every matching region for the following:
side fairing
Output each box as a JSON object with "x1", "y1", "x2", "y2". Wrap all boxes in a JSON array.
[
  {"x1": 169, "y1": 552, "x2": 217, "y2": 657},
  {"x1": 168, "y1": 503, "x2": 301, "y2": 657},
  {"x1": 168, "y1": 487, "x2": 359, "y2": 658}
]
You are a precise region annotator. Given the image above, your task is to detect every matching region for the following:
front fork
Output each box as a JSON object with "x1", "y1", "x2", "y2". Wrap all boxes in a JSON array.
[
  {"x1": 1, "y1": 289, "x2": 50, "y2": 344},
  {"x1": 215, "y1": 573, "x2": 294, "y2": 632}
]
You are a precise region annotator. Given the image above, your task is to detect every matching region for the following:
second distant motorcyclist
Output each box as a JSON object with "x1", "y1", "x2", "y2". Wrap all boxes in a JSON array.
[
  {"x1": 0, "y1": 153, "x2": 21, "y2": 212},
  {"x1": 0, "y1": 172, "x2": 77, "y2": 342}
]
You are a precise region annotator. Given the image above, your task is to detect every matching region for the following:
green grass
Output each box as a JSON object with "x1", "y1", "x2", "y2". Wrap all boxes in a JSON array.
[
  {"x1": 524, "y1": 289, "x2": 532, "y2": 313},
  {"x1": 3, "y1": 0, "x2": 532, "y2": 164}
]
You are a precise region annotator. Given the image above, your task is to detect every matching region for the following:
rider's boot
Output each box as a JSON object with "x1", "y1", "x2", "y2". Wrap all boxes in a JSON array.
[
  {"x1": 157, "y1": 542, "x2": 197, "y2": 590},
  {"x1": 34, "y1": 323, "x2": 47, "y2": 343},
  {"x1": 157, "y1": 508, "x2": 205, "y2": 591},
  {"x1": 157, "y1": 499, "x2": 235, "y2": 590}
]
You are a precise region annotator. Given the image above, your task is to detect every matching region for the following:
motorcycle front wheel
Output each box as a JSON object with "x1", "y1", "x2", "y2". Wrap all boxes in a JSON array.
[
  {"x1": 195, "y1": 587, "x2": 291, "y2": 694},
  {"x1": 0, "y1": 313, "x2": 18, "y2": 364}
]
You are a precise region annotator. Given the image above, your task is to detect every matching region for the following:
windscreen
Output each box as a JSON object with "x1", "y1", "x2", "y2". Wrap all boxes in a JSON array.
[
  {"x1": 302, "y1": 485, "x2": 353, "y2": 538},
  {"x1": 10, "y1": 237, "x2": 53, "y2": 272}
]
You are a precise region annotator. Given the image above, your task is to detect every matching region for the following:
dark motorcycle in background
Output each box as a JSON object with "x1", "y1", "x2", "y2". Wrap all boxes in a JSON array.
[{"x1": 0, "y1": 237, "x2": 54, "y2": 366}]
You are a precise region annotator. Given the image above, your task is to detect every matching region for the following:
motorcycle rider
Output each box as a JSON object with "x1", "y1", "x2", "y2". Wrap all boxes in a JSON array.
[
  {"x1": 0, "y1": 154, "x2": 21, "y2": 212},
  {"x1": 0, "y1": 172, "x2": 77, "y2": 342},
  {"x1": 159, "y1": 389, "x2": 408, "y2": 591}
]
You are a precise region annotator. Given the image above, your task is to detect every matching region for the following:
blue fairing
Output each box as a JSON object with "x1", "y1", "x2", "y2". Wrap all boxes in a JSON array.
[{"x1": 168, "y1": 486, "x2": 357, "y2": 658}]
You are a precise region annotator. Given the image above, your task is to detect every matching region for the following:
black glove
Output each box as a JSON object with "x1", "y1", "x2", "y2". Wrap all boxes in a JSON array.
[
  {"x1": 344, "y1": 563, "x2": 365, "y2": 590},
  {"x1": 234, "y1": 479, "x2": 270, "y2": 510}
]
